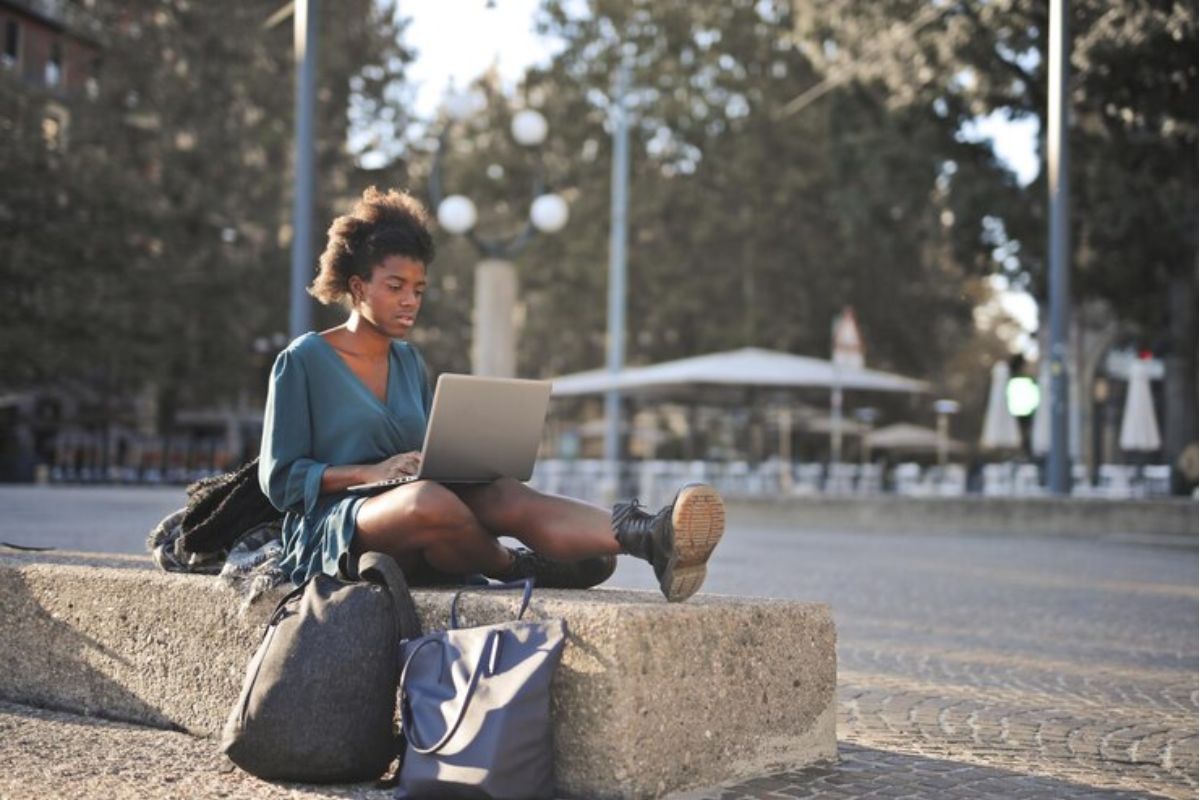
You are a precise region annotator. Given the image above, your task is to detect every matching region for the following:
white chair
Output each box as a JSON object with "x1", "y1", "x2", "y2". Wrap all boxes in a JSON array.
[
  {"x1": 1070, "y1": 464, "x2": 1095, "y2": 497},
  {"x1": 824, "y1": 462, "x2": 858, "y2": 495},
  {"x1": 1141, "y1": 464, "x2": 1172, "y2": 497},
  {"x1": 892, "y1": 462, "x2": 923, "y2": 496},
  {"x1": 1012, "y1": 463, "x2": 1045, "y2": 497},
  {"x1": 934, "y1": 464, "x2": 968, "y2": 497},
  {"x1": 857, "y1": 463, "x2": 884, "y2": 494},
  {"x1": 791, "y1": 463, "x2": 823, "y2": 495},
  {"x1": 982, "y1": 463, "x2": 1015, "y2": 497},
  {"x1": 1096, "y1": 464, "x2": 1137, "y2": 499}
]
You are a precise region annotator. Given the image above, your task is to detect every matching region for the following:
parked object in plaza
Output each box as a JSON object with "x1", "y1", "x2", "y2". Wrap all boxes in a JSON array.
[
  {"x1": 980, "y1": 362, "x2": 1022, "y2": 451},
  {"x1": 1119, "y1": 359, "x2": 1162, "y2": 454}
]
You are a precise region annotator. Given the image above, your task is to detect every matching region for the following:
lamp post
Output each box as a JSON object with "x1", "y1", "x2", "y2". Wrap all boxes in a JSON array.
[
  {"x1": 853, "y1": 406, "x2": 879, "y2": 466},
  {"x1": 1046, "y1": 0, "x2": 1073, "y2": 493},
  {"x1": 933, "y1": 398, "x2": 961, "y2": 467},
  {"x1": 430, "y1": 94, "x2": 569, "y2": 377}
]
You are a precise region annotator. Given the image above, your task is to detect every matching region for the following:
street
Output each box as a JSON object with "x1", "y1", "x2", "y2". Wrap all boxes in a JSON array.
[{"x1": 0, "y1": 485, "x2": 1196, "y2": 798}]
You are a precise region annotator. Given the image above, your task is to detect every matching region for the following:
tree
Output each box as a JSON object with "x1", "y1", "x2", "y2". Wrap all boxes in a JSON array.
[
  {"x1": 792, "y1": 0, "x2": 1198, "y2": 468},
  {"x1": 444, "y1": 0, "x2": 1028, "y2": 392},
  {"x1": 0, "y1": 0, "x2": 415, "y2": 433}
]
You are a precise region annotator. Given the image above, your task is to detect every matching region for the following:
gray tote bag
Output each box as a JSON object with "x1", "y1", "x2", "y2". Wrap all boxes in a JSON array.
[{"x1": 396, "y1": 580, "x2": 566, "y2": 800}]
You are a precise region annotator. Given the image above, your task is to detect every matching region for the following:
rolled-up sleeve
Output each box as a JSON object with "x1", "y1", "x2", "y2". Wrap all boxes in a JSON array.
[{"x1": 259, "y1": 349, "x2": 327, "y2": 515}]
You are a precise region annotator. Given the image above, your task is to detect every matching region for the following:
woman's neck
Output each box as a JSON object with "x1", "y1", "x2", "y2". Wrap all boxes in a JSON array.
[{"x1": 339, "y1": 312, "x2": 392, "y2": 357}]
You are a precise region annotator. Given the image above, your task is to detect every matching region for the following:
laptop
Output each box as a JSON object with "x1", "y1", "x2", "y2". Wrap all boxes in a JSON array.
[{"x1": 347, "y1": 373, "x2": 553, "y2": 494}]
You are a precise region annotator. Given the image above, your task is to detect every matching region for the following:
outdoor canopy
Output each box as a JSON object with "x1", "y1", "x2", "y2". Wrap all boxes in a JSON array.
[
  {"x1": 549, "y1": 347, "x2": 930, "y2": 397},
  {"x1": 865, "y1": 423, "x2": 966, "y2": 454}
]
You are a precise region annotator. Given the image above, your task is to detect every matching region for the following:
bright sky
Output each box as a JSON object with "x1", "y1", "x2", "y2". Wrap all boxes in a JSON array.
[
  {"x1": 400, "y1": 0, "x2": 1041, "y2": 349},
  {"x1": 401, "y1": 0, "x2": 558, "y2": 118}
]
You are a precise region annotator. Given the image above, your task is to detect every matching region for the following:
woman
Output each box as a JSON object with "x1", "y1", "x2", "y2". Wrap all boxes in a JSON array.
[{"x1": 259, "y1": 187, "x2": 724, "y2": 602}]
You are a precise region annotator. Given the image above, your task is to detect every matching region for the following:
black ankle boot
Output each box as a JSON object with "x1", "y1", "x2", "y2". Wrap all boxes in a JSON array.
[
  {"x1": 612, "y1": 483, "x2": 726, "y2": 602},
  {"x1": 497, "y1": 547, "x2": 616, "y2": 589}
]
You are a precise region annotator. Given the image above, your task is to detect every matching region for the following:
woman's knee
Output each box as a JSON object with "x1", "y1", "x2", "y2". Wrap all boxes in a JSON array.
[
  {"x1": 359, "y1": 480, "x2": 475, "y2": 538},
  {"x1": 466, "y1": 477, "x2": 537, "y2": 528},
  {"x1": 404, "y1": 481, "x2": 478, "y2": 531}
]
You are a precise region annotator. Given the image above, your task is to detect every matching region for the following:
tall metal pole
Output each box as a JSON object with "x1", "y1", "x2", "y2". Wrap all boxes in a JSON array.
[
  {"x1": 289, "y1": 0, "x2": 317, "y2": 339},
  {"x1": 604, "y1": 50, "x2": 632, "y2": 497},
  {"x1": 1047, "y1": 0, "x2": 1072, "y2": 493}
]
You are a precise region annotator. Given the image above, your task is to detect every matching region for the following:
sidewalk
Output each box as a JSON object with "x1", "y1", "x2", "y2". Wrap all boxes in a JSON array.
[{"x1": 0, "y1": 700, "x2": 1175, "y2": 799}]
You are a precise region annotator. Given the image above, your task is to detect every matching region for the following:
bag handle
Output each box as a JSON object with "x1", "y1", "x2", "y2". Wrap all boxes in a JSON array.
[
  {"x1": 399, "y1": 629, "x2": 501, "y2": 755},
  {"x1": 338, "y1": 550, "x2": 423, "y2": 640},
  {"x1": 449, "y1": 578, "x2": 533, "y2": 630}
]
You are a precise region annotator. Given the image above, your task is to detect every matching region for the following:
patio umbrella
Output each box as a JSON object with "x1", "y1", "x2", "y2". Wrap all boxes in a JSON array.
[
  {"x1": 866, "y1": 423, "x2": 965, "y2": 454},
  {"x1": 979, "y1": 361, "x2": 1021, "y2": 450},
  {"x1": 1119, "y1": 359, "x2": 1161, "y2": 452},
  {"x1": 549, "y1": 347, "x2": 929, "y2": 396},
  {"x1": 1031, "y1": 360, "x2": 1082, "y2": 459}
]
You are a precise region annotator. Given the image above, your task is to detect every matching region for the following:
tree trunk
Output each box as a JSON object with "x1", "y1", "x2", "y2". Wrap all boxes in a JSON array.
[{"x1": 1164, "y1": 269, "x2": 1199, "y2": 493}]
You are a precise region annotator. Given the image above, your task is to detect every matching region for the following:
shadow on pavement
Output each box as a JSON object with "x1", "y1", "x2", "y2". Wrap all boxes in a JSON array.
[{"x1": 686, "y1": 743, "x2": 1173, "y2": 800}]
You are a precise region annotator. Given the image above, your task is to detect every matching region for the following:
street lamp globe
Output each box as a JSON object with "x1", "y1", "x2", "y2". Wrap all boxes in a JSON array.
[
  {"x1": 443, "y1": 87, "x2": 485, "y2": 121},
  {"x1": 437, "y1": 195, "x2": 477, "y2": 235},
  {"x1": 529, "y1": 193, "x2": 569, "y2": 233},
  {"x1": 511, "y1": 109, "x2": 548, "y2": 147}
]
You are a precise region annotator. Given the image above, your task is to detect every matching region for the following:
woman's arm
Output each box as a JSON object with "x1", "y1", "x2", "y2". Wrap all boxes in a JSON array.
[
  {"x1": 320, "y1": 451, "x2": 421, "y2": 491},
  {"x1": 259, "y1": 349, "x2": 330, "y2": 515}
]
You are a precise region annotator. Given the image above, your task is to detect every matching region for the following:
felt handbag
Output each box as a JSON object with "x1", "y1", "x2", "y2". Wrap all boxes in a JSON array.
[
  {"x1": 396, "y1": 579, "x2": 566, "y2": 800},
  {"x1": 221, "y1": 550, "x2": 422, "y2": 782}
]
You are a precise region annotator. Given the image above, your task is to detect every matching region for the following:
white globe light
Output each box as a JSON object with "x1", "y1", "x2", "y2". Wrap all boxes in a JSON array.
[
  {"x1": 443, "y1": 88, "x2": 485, "y2": 121},
  {"x1": 511, "y1": 109, "x2": 548, "y2": 146},
  {"x1": 530, "y1": 193, "x2": 569, "y2": 233},
  {"x1": 437, "y1": 195, "x2": 477, "y2": 235}
]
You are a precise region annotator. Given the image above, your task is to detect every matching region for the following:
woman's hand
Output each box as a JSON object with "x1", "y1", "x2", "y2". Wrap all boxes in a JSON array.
[{"x1": 366, "y1": 451, "x2": 422, "y2": 483}]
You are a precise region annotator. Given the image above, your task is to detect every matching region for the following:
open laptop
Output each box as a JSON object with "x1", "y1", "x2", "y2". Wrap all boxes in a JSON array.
[{"x1": 347, "y1": 373, "x2": 553, "y2": 494}]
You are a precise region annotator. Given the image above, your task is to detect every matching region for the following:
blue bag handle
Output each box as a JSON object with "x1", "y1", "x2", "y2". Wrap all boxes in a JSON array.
[
  {"x1": 399, "y1": 628, "x2": 502, "y2": 755},
  {"x1": 449, "y1": 578, "x2": 534, "y2": 630}
]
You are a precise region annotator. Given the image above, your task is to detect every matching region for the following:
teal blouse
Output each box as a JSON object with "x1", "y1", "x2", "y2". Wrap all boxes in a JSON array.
[{"x1": 258, "y1": 332, "x2": 433, "y2": 584}]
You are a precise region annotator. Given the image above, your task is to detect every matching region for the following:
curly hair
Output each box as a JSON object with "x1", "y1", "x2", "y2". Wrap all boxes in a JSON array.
[{"x1": 308, "y1": 187, "x2": 435, "y2": 306}]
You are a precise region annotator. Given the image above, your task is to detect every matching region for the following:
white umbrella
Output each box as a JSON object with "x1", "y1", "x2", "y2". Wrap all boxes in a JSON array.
[
  {"x1": 980, "y1": 361, "x2": 1021, "y2": 450},
  {"x1": 1119, "y1": 359, "x2": 1161, "y2": 452},
  {"x1": 1031, "y1": 360, "x2": 1083, "y2": 459},
  {"x1": 1030, "y1": 361, "x2": 1051, "y2": 456},
  {"x1": 549, "y1": 347, "x2": 929, "y2": 396},
  {"x1": 866, "y1": 423, "x2": 966, "y2": 454}
]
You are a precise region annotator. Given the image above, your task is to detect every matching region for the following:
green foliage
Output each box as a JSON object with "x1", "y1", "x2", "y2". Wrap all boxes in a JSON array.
[
  {"x1": 429, "y1": 0, "x2": 1023, "y2": 382},
  {"x1": 0, "y1": 0, "x2": 412, "y2": 427},
  {"x1": 794, "y1": 0, "x2": 1198, "y2": 332}
]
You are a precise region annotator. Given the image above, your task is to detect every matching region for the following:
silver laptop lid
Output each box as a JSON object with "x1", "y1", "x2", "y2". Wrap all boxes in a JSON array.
[{"x1": 418, "y1": 374, "x2": 552, "y2": 483}]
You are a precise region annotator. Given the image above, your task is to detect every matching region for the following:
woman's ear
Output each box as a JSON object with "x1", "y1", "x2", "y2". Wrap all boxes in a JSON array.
[{"x1": 347, "y1": 275, "x2": 364, "y2": 305}]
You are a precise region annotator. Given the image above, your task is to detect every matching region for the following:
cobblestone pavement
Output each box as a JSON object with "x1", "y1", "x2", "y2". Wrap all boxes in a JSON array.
[
  {"x1": 1, "y1": 487, "x2": 1197, "y2": 798},
  {"x1": 608, "y1": 519, "x2": 1199, "y2": 799}
]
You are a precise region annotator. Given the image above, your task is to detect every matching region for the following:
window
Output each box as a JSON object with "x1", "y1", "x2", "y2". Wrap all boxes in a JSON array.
[
  {"x1": 45, "y1": 40, "x2": 62, "y2": 87},
  {"x1": 2, "y1": 20, "x2": 19, "y2": 69}
]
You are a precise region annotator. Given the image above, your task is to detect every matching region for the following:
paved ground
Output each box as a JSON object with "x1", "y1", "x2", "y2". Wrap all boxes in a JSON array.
[{"x1": 0, "y1": 486, "x2": 1196, "y2": 799}]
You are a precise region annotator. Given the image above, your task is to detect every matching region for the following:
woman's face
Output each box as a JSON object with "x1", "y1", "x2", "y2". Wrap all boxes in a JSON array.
[{"x1": 351, "y1": 255, "x2": 427, "y2": 339}]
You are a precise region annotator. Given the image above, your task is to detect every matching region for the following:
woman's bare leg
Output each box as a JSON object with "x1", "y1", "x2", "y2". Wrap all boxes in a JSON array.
[
  {"x1": 451, "y1": 478, "x2": 619, "y2": 561},
  {"x1": 354, "y1": 480, "x2": 513, "y2": 576}
]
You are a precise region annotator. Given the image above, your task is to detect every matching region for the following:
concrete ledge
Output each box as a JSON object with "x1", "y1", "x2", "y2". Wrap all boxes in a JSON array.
[
  {"x1": 728, "y1": 495, "x2": 1198, "y2": 542},
  {"x1": 0, "y1": 551, "x2": 836, "y2": 799}
]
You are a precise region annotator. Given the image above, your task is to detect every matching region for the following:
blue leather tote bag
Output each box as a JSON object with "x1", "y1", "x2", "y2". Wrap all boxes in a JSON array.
[{"x1": 396, "y1": 580, "x2": 566, "y2": 800}]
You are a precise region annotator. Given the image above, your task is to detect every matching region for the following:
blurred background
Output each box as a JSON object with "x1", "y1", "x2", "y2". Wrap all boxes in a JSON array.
[{"x1": 0, "y1": 0, "x2": 1195, "y2": 500}]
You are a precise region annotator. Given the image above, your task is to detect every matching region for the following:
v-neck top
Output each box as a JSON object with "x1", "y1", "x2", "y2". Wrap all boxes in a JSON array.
[{"x1": 258, "y1": 331, "x2": 433, "y2": 583}]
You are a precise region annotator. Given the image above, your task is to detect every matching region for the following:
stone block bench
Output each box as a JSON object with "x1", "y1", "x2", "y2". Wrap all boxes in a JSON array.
[{"x1": 0, "y1": 550, "x2": 837, "y2": 799}]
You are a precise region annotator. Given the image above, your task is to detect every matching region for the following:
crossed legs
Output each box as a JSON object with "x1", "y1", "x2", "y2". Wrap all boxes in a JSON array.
[{"x1": 352, "y1": 478, "x2": 618, "y2": 579}]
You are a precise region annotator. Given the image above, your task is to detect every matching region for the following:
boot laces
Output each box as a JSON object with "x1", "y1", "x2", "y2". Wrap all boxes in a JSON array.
[{"x1": 612, "y1": 498, "x2": 669, "y2": 536}]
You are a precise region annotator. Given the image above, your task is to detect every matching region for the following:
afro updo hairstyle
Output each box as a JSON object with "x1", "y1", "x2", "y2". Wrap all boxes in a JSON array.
[{"x1": 308, "y1": 186, "x2": 435, "y2": 307}]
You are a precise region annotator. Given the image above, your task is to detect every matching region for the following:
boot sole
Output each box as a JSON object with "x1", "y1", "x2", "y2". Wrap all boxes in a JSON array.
[{"x1": 662, "y1": 484, "x2": 726, "y2": 602}]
